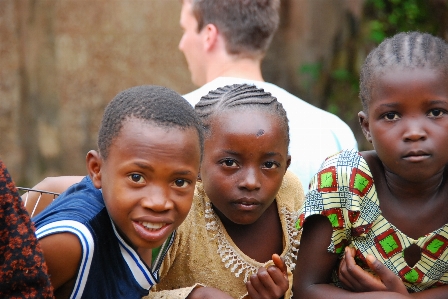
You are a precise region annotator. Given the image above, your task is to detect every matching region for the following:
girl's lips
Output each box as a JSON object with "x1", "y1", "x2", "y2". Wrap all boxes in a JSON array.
[
  {"x1": 403, "y1": 151, "x2": 430, "y2": 162},
  {"x1": 231, "y1": 198, "x2": 261, "y2": 211},
  {"x1": 403, "y1": 154, "x2": 430, "y2": 162}
]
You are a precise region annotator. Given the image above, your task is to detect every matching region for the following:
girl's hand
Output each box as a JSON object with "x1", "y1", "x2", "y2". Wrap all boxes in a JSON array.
[
  {"x1": 246, "y1": 254, "x2": 289, "y2": 299},
  {"x1": 339, "y1": 247, "x2": 408, "y2": 295},
  {"x1": 187, "y1": 286, "x2": 234, "y2": 299}
]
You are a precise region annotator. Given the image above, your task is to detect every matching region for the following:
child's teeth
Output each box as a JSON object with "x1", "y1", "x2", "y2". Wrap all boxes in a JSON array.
[{"x1": 140, "y1": 222, "x2": 164, "y2": 230}]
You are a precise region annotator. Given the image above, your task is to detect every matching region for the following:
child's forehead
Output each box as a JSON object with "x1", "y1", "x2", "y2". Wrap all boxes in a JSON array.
[{"x1": 116, "y1": 117, "x2": 196, "y2": 140}]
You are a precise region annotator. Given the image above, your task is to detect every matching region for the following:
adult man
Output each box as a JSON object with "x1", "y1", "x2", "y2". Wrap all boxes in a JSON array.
[{"x1": 179, "y1": 0, "x2": 357, "y2": 186}]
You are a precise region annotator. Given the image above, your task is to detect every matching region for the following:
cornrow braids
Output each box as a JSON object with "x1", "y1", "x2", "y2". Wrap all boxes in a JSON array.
[
  {"x1": 98, "y1": 85, "x2": 204, "y2": 160},
  {"x1": 195, "y1": 84, "x2": 289, "y2": 146},
  {"x1": 360, "y1": 31, "x2": 448, "y2": 112}
]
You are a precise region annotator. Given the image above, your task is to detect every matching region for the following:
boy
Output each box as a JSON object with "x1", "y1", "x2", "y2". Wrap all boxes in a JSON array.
[{"x1": 33, "y1": 85, "x2": 203, "y2": 299}]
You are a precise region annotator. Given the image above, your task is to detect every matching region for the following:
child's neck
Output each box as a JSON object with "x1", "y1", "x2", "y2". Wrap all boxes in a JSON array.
[
  {"x1": 213, "y1": 200, "x2": 283, "y2": 263},
  {"x1": 363, "y1": 151, "x2": 448, "y2": 239}
]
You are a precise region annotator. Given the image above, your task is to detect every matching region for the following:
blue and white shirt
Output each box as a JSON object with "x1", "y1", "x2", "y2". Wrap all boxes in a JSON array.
[{"x1": 33, "y1": 176, "x2": 174, "y2": 299}]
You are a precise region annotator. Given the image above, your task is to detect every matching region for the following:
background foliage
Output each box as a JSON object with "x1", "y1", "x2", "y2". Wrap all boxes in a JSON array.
[{"x1": 323, "y1": 0, "x2": 448, "y2": 150}]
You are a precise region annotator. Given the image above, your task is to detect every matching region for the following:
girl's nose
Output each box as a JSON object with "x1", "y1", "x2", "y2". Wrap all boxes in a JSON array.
[
  {"x1": 238, "y1": 167, "x2": 261, "y2": 191},
  {"x1": 402, "y1": 118, "x2": 427, "y2": 142}
]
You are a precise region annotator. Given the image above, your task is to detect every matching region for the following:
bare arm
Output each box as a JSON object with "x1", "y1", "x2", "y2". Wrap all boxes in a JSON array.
[
  {"x1": 292, "y1": 215, "x2": 409, "y2": 299},
  {"x1": 39, "y1": 232, "x2": 82, "y2": 299},
  {"x1": 22, "y1": 176, "x2": 84, "y2": 216}
]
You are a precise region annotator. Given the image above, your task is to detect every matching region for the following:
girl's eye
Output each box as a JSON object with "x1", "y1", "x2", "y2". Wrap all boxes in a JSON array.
[
  {"x1": 221, "y1": 159, "x2": 237, "y2": 167},
  {"x1": 173, "y1": 179, "x2": 189, "y2": 188},
  {"x1": 383, "y1": 112, "x2": 399, "y2": 121},
  {"x1": 263, "y1": 161, "x2": 279, "y2": 169},
  {"x1": 129, "y1": 174, "x2": 145, "y2": 184},
  {"x1": 428, "y1": 109, "x2": 444, "y2": 117}
]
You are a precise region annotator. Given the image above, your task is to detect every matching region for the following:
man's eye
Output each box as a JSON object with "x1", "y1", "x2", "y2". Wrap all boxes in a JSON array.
[
  {"x1": 174, "y1": 179, "x2": 189, "y2": 188},
  {"x1": 129, "y1": 174, "x2": 145, "y2": 184},
  {"x1": 221, "y1": 159, "x2": 237, "y2": 167},
  {"x1": 428, "y1": 109, "x2": 444, "y2": 117},
  {"x1": 263, "y1": 161, "x2": 278, "y2": 169},
  {"x1": 383, "y1": 112, "x2": 399, "y2": 120}
]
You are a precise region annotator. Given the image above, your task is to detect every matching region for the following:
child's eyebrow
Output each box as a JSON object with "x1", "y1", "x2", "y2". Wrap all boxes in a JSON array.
[
  {"x1": 133, "y1": 162, "x2": 194, "y2": 176},
  {"x1": 428, "y1": 99, "x2": 448, "y2": 105}
]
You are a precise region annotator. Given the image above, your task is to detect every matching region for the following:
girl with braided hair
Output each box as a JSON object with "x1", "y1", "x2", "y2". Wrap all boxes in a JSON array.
[
  {"x1": 293, "y1": 32, "x2": 448, "y2": 298},
  {"x1": 146, "y1": 83, "x2": 304, "y2": 299}
]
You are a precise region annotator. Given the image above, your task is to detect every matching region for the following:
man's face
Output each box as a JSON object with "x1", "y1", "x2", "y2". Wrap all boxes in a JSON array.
[{"x1": 178, "y1": 0, "x2": 208, "y2": 86}]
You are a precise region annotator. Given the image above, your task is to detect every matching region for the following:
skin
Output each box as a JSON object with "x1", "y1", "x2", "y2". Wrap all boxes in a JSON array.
[
  {"x1": 293, "y1": 67, "x2": 448, "y2": 298},
  {"x1": 39, "y1": 118, "x2": 201, "y2": 299},
  {"x1": 178, "y1": 0, "x2": 208, "y2": 86},
  {"x1": 178, "y1": 0, "x2": 265, "y2": 86},
  {"x1": 188, "y1": 109, "x2": 291, "y2": 299}
]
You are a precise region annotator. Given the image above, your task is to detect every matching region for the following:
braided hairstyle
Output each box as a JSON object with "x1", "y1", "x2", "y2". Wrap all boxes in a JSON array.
[
  {"x1": 98, "y1": 85, "x2": 204, "y2": 160},
  {"x1": 360, "y1": 31, "x2": 448, "y2": 112},
  {"x1": 195, "y1": 84, "x2": 289, "y2": 147}
]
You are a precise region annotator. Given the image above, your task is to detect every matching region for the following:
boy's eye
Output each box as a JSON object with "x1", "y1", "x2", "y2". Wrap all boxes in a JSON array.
[
  {"x1": 129, "y1": 174, "x2": 145, "y2": 184},
  {"x1": 383, "y1": 112, "x2": 399, "y2": 121},
  {"x1": 221, "y1": 159, "x2": 237, "y2": 167},
  {"x1": 428, "y1": 109, "x2": 444, "y2": 117},
  {"x1": 173, "y1": 179, "x2": 189, "y2": 188},
  {"x1": 263, "y1": 161, "x2": 279, "y2": 169}
]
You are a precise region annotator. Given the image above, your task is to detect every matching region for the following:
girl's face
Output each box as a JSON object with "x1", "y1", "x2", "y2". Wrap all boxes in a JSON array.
[
  {"x1": 200, "y1": 109, "x2": 290, "y2": 225},
  {"x1": 359, "y1": 67, "x2": 448, "y2": 182}
]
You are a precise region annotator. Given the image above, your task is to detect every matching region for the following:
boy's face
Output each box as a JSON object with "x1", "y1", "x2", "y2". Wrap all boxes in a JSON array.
[
  {"x1": 359, "y1": 68, "x2": 448, "y2": 182},
  {"x1": 200, "y1": 109, "x2": 290, "y2": 225},
  {"x1": 90, "y1": 118, "x2": 200, "y2": 250}
]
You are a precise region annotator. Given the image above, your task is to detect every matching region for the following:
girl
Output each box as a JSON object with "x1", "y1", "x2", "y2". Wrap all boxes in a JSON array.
[
  {"x1": 293, "y1": 32, "x2": 448, "y2": 298},
  {"x1": 146, "y1": 84, "x2": 303, "y2": 299}
]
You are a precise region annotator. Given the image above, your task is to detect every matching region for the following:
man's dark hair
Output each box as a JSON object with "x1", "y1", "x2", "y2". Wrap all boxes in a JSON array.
[
  {"x1": 191, "y1": 0, "x2": 280, "y2": 59},
  {"x1": 98, "y1": 85, "x2": 204, "y2": 159}
]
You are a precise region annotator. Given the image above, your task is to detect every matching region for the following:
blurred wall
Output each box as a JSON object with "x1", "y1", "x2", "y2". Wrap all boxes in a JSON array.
[{"x1": 0, "y1": 0, "x2": 363, "y2": 186}]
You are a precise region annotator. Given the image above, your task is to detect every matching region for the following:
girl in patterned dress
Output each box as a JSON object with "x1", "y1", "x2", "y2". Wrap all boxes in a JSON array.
[{"x1": 293, "y1": 32, "x2": 448, "y2": 298}]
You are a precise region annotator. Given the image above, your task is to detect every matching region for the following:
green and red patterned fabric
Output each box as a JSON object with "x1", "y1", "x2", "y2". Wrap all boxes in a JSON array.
[
  {"x1": 296, "y1": 149, "x2": 448, "y2": 292},
  {"x1": 0, "y1": 160, "x2": 54, "y2": 298}
]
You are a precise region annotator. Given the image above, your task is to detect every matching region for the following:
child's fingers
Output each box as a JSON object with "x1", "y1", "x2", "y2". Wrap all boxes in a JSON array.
[
  {"x1": 366, "y1": 255, "x2": 408, "y2": 295},
  {"x1": 246, "y1": 267, "x2": 288, "y2": 299},
  {"x1": 339, "y1": 247, "x2": 386, "y2": 292},
  {"x1": 271, "y1": 253, "x2": 287, "y2": 276},
  {"x1": 338, "y1": 248, "x2": 366, "y2": 291}
]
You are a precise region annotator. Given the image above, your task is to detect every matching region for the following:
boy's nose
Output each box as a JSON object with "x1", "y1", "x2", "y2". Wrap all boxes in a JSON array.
[
  {"x1": 141, "y1": 186, "x2": 173, "y2": 212},
  {"x1": 238, "y1": 167, "x2": 261, "y2": 191}
]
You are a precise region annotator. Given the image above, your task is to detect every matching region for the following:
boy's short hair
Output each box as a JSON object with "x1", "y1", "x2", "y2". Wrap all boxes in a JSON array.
[
  {"x1": 98, "y1": 85, "x2": 204, "y2": 160},
  {"x1": 191, "y1": 0, "x2": 280, "y2": 58}
]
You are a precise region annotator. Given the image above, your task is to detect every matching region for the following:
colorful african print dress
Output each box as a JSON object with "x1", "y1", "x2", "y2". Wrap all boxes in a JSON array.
[{"x1": 296, "y1": 149, "x2": 448, "y2": 292}]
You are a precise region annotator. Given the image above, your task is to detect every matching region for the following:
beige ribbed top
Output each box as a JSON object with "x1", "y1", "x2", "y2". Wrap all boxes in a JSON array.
[{"x1": 144, "y1": 170, "x2": 304, "y2": 299}]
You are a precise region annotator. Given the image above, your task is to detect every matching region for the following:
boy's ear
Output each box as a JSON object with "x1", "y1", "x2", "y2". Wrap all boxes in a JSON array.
[
  {"x1": 285, "y1": 155, "x2": 291, "y2": 173},
  {"x1": 86, "y1": 150, "x2": 103, "y2": 189},
  {"x1": 358, "y1": 111, "x2": 372, "y2": 143}
]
